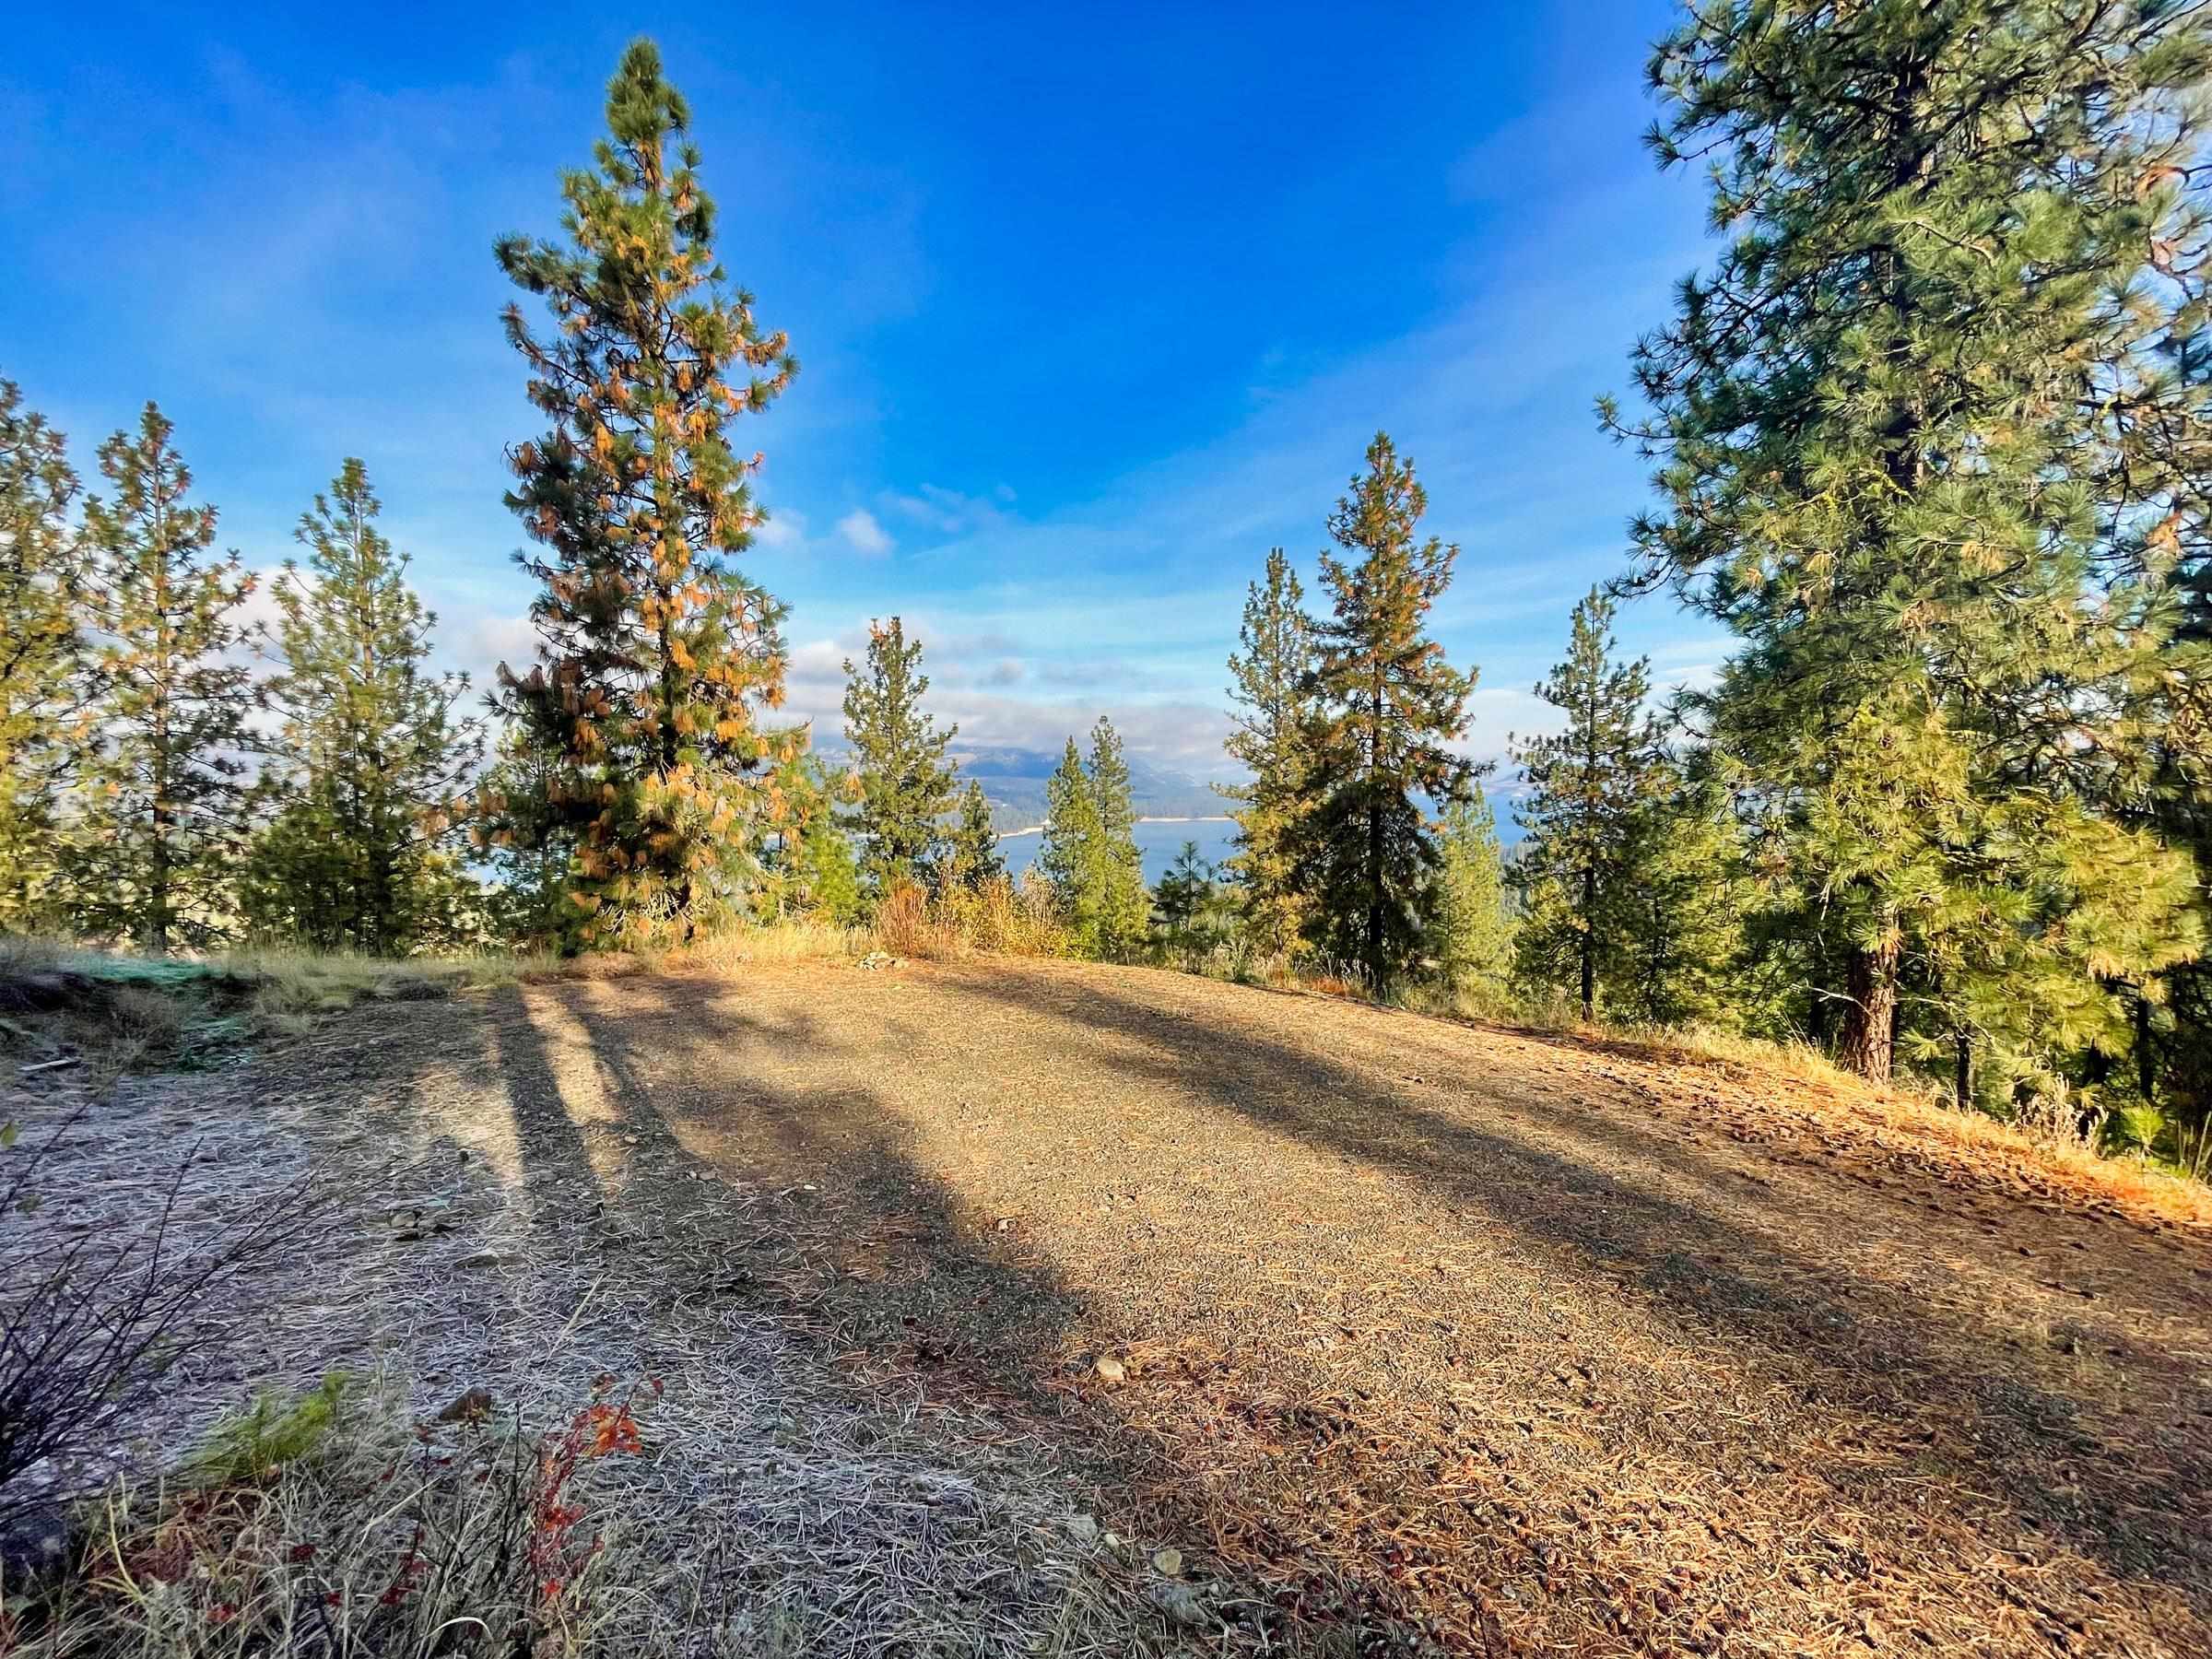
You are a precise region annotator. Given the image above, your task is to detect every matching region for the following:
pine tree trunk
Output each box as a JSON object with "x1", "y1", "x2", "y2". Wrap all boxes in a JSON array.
[
  {"x1": 1366, "y1": 795, "x2": 1385, "y2": 994},
  {"x1": 1953, "y1": 1031, "x2": 1971, "y2": 1112},
  {"x1": 149, "y1": 696, "x2": 171, "y2": 955},
  {"x1": 2134, "y1": 994, "x2": 2155, "y2": 1103},
  {"x1": 1579, "y1": 865, "x2": 1596, "y2": 1023},
  {"x1": 1839, "y1": 935, "x2": 1900, "y2": 1082},
  {"x1": 1364, "y1": 672, "x2": 1386, "y2": 995}
]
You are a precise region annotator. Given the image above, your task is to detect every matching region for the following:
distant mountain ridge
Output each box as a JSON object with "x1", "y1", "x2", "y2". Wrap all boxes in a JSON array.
[
  {"x1": 813, "y1": 738, "x2": 1525, "y2": 842},
  {"x1": 951, "y1": 746, "x2": 1226, "y2": 831}
]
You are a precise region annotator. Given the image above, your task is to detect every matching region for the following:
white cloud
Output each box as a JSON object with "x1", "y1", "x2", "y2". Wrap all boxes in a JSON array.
[
  {"x1": 753, "y1": 507, "x2": 806, "y2": 548},
  {"x1": 459, "y1": 611, "x2": 540, "y2": 679},
  {"x1": 836, "y1": 509, "x2": 893, "y2": 556},
  {"x1": 882, "y1": 483, "x2": 1012, "y2": 539}
]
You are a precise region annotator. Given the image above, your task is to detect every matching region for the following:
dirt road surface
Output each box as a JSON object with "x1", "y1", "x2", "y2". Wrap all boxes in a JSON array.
[{"x1": 23, "y1": 958, "x2": 2212, "y2": 1655}]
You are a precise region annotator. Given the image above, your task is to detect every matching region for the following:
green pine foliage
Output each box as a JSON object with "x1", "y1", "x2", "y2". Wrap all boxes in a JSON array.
[
  {"x1": 1083, "y1": 716, "x2": 1149, "y2": 959},
  {"x1": 1219, "y1": 547, "x2": 1318, "y2": 960},
  {"x1": 1431, "y1": 792, "x2": 1513, "y2": 1010},
  {"x1": 944, "y1": 780, "x2": 1006, "y2": 893},
  {"x1": 241, "y1": 461, "x2": 484, "y2": 954},
  {"x1": 489, "y1": 39, "x2": 801, "y2": 949},
  {"x1": 0, "y1": 380, "x2": 88, "y2": 931},
  {"x1": 476, "y1": 718, "x2": 579, "y2": 949},
  {"x1": 1510, "y1": 589, "x2": 1667, "y2": 1021},
  {"x1": 840, "y1": 617, "x2": 958, "y2": 897},
  {"x1": 1607, "y1": 0, "x2": 2212, "y2": 1083},
  {"x1": 1151, "y1": 840, "x2": 1226, "y2": 956},
  {"x1": 1808, "y1": 701, "x2": 2194, "y2": 1110},
  {"x1": 72, "y1": 406, "x2": 256, "y2": 951},
  {"x1": 1613, "y1": 771, "x2": 1747, "y2": 1029},
  {"x1": 1292, "y1": 434, "x2": 1479, "y2": 994},
  {"x1": 1041, "y1": 736, "x2": 1100, "y2": 942},
  {"x1": 1041, "y1": 719, "x2": 1147, "y2": 959},
  {"x1": 766, "y1": 753, "x2": 863, "y2": 924}
]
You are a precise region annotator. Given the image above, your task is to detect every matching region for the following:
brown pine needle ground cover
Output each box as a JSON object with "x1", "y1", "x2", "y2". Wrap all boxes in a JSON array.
[{"x1": 10, "y1": 956, "x2": 2211, "y2": 1655}]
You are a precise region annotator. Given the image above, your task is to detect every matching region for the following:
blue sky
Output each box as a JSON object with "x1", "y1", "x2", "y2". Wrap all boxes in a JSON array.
[{"x1": 1, "y1": 0, "x2": 1729, "y2": 780}]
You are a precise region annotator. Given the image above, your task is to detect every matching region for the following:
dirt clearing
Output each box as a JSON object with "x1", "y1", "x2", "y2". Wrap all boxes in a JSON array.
[{"x1": 12, "y1": 957, "x2": 2211, "y2": 1655}]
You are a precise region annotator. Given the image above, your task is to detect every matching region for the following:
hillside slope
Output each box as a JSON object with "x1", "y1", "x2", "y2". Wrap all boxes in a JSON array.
[{"x1": 19, "y1": 958, "x2": 2211, "y2": 1655}]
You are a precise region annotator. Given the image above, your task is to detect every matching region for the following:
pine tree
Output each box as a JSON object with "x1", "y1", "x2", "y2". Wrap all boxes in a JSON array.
[
  {"x1": 1083, "y1": 715, "x2": 1149, "y2": 958},
  {"x1": 477, "y1": 717, "x2": 578, "y2": 948},
  {"x1": 490, "y1": 39, "x2": 801, "y2": 948},
  {"x1": 1152, "y1": 840, "x2": 1216, "y2": 948},
  {"x1": 242, "y1": 460, "x2": 483, "y2": 954},
  {"x1": 1511, "y1": 589, "x2": 1666, "y2": 1021},
  {"x1": 0, "y1": 381, "x2": 87, "y2": 931},
  {"x1": 840, "y1": 616, "x2": 957, "y2": 897},
  {"x1": 1040, "y1": 735, "x2": 1100, "y2": 940},
  {"x1": 1040, "y1": 719, "x2": 1147, "y2": 959},
  {"x1": 1293, "y1": 433, "x2": 1478, "y2": 993},
  {"x1": 1608, "y1": 0, "x2": 2212, "y2": 1080},
  {"x1": 1805, "y1": 701, "x2": 2194, "y2": 1112},
  {"x1": 1220, "y1": 547, "x2": 1317, "y2": 959},
  {"x1": 1431, "y1": 791, "x2": 1512, "y2": 1008},
  {"x1": 944, "y1": 780, "x2": 1006, "y2": 892},
  {"x1": 764, "y1": 752, "x2": 862, "y2": 924},
  {"x1": 1614, "y1": 771, "x2": 1747, "y2": 1029},
  {"x1": 74, "y1": 406, "x2": 256, "y2": 951}
]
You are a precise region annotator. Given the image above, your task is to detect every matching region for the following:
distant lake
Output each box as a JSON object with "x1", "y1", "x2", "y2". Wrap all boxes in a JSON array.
[{"x1": 1001, "y1": 817, "x2": 1239, "y2": 886}]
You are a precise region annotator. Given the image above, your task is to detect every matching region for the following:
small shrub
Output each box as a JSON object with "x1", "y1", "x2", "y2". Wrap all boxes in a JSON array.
[
  {"x1": 103, "y1": 982, "x2": 188, "y2": 1063},
  {"x1": 184, "y1": 1374, "x2": 350, "y2": 1488},
  {"x1": 0, "y1": 1118, "x2": 327, "y2": 1533},
  {"x1": 15, "y1": 1377, "x2": 662, "y2": 1657}
]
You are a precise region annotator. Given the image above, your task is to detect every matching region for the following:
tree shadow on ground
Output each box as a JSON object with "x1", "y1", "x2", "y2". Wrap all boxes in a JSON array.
[
  {"x1": 547, "y1": 976, "x2": 1098, "y2": 1393},
  {"x1": 927, "y1": 966, "x2": 2212, "y2": 1615},
  {"x1": 381, "y1": 967, "x2": 2212, "y2": 1653}
]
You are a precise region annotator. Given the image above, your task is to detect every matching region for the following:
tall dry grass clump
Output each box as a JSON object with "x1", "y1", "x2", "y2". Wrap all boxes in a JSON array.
[
  {"x1": 938, "y1": 874, "x2": 1067, "y2": 957},
  {"x1": 871, "y1": 884, "x2": 967, "y2": 959},
  {"x1": 6, "y1": 1377, "x2": 665, "y2": 1658},
  {"x1": 862, "y1": 876, "x2": 1068, "y2": 962},
  {"x1": 669, "y1": 918, "x2": 861, "y2": 974}
]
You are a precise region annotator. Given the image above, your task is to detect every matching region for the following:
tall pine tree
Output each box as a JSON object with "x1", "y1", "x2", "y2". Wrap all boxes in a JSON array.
[
  {"x1": 75, "y1": 406, "x2": 256, "y2": 951},
  {"x1": 1293, "y1": 433, "x2": 1477, "y2": 993},
  {"x1": 1084, "y1": 715, "x2": 1148, "y2": 957},
  {"x1": 1040, "y1": 718, "x2": 1147, "y2": 959},
  {"x1": 243, "y1": 460, "x2": 484, "y2": 953},
  {"x1": 1431, "y1": 791, "x2": 1513, "y2": 1008},
  {"x1": 1609, "y1": 0, "x2": 2211, "y2": 1080},
  {"x1": 1219, "y1": 547, "x2": 1317, "y2": 961},
  {"x1": 491, "y1": 39, "x2": 800, "y2": 948},
  {"x1": 1615, "y1": 769, "x2": 1747, "y2": 1029},
  {"x1": 840, "y1": 616, "x2": 957, "y2": 897},
  {"x1": 1511, "y1": 588, "x2": 1667, "y2": 1021},
  {"x1": 944, "y1": 780, "x2": 1006, "y2": 892},
  {"x1": 0, "y1": 381, "x2": 87, "y2": 931}
]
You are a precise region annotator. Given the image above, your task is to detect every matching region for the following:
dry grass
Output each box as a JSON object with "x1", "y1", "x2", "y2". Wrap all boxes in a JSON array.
[
  {"x1": 868, "y1": 884, "x2": 969, "y2": 961},
  {"x1": 15, "y1": 941, "x2": 2212, "y2": 1653},
  {"x1": 1, "y1": 989, "x2": 1193, "y2": 1657},
  {"x1": 10, "y1": 1376, "x2": 665, "y2": 1658},
  {"x1": 1494, "y1": 1014, "x2": 2212, "y2": 1230},
  {"x1": 656, "y1": 918, "x2": 865, "y2": 975},
  {"x1": 417, "y1": 956, "x2": 2206, "y2": 1657}
]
